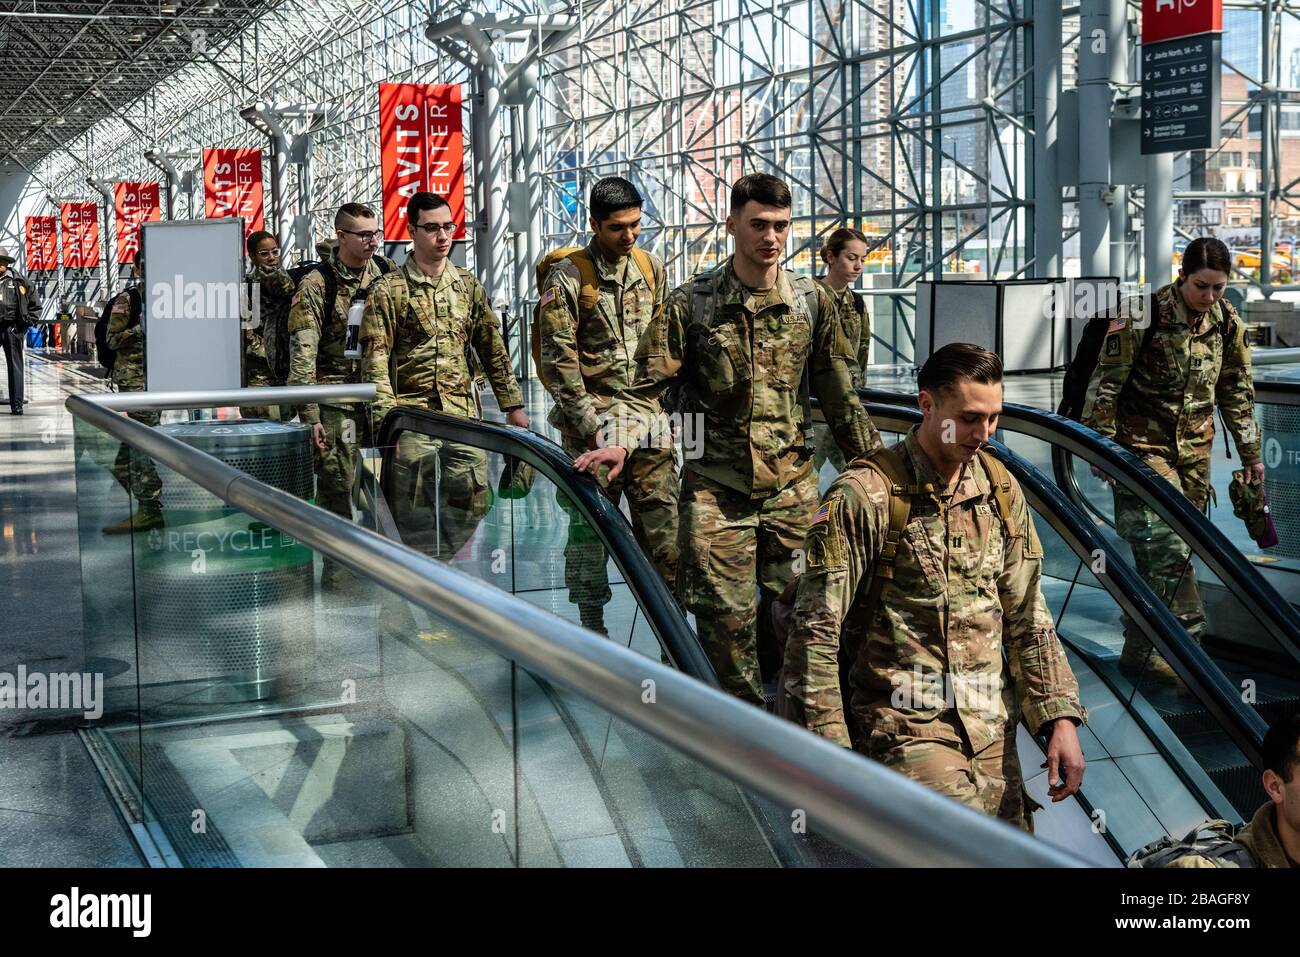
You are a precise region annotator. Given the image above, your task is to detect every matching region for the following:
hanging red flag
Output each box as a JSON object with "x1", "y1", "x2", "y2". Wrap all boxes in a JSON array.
[
  {"x1": 379, "y1": 83, "x2": 466, "y2": 242},
  {"x1": 114, "y1": 182, "x2": 162, "y2": 264},
  {"x1": 203, "y1": 147, "x2": 265, "y2": 236}
]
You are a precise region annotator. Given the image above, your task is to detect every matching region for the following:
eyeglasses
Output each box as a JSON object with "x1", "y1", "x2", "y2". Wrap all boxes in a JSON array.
[
  {"x1": 339, "y1": 229, "x2": 383, "y2": 242},
  {"x1": 411, "y1": 222, "x2": 458, "y2": 236},
  {"x1": 254, "y1": 247, "x2": 280, "y2": 258}
]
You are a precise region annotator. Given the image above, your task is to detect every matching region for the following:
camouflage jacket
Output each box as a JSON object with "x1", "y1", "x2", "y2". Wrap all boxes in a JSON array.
[
  {"x1": 613, "y1": 257, "x2": 882, "y2": 497},
  {"x1": 245, "y1": 263, "x2": 295, "y2": 376},
  {"x1": 106, "y1": 287, "x2": 145, "y2": 392},
  {"x1": 0, "y1": 270, "x2": 39, "y2": 325},
  {"x1": 360, "y1": 259, "x2": 522, "y2": 421},
  {"x1": 781, "y1": 428, "x2": 1086, "y2": 752},
  {"x1": 1082, "y1": 281, "x2": 1261, "y2": 466},
  {"x1": 286, "y1": 250, "x2": 395, "y2": 424},
  {"x1": 537, "y1": 241, "x2": 666, "y2": 441},
  {"x1": 818, "y1": 280, "x2": 871, "y2": 390},
  {"x1": 1165, "y1": 803, "x2": 1297, "y2": 869}
]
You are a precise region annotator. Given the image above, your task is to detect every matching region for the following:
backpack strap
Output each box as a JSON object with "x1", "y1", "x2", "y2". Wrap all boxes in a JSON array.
[
  {"x1": 791, "y1": 274, "x2": 821, "y2": 446},
  {"x1": 630, "y1": 247, "x2": 658, "y2": 298},
  {"x1": 977, "y1": 450, "x2": 1020, "y2": 540},
  {"x1": 564, "y1": 249, "x2": 602, "y2": 313},
  {"x1": 853, "y1": 446, "x2": 922, "y2": 623},
  {"x1": 315, "y1": 263, "x2": 338, "y2": 327}
]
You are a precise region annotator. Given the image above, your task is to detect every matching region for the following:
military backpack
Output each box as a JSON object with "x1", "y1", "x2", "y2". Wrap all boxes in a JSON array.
[
  {"x1": 1125, "y1": 818, "x2": 1255, "y2": 869},
  {"x1": 288, "y1": 254, "x2": 394, "y2": 331},
  {"x1": 531, "y1": 246, "x2": 659, "y2": 392},
  {"x1": 94, "y1": 286, "x2": 141, "y2": 374}
]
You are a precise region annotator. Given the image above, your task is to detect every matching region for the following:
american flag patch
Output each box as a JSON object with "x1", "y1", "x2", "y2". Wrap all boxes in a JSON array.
[
  {"x1": 1107, "y1": 315, "x2": 1127, "y2": 333},
  {"x1": 812, "y1": 500, "x2": 833, "y2": 524},
  {"x1": 538, "y1": 288, "x2": 557, "y2": 309}
]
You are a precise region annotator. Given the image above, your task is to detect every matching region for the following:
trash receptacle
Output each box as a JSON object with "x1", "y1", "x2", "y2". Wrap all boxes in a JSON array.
[{"x1": 137, "y1": 420, "x2": 316, "y2": 707}]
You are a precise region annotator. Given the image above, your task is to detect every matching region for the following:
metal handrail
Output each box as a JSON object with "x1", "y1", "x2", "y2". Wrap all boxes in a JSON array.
[
  {"x1": 864, "y1": 404, "x2": 1268, "y2": 779},
  {"x1": 66, "y1": 389, "x2": 1083, "y2": 868},
  {"x1": 377, "y1": 407, "x2": 714, "y2": 681},
  {"x1": 77, "y1": 383, "x2": 376, "y2": 412},
  {"x1": 858, "y1": 387, "x2": 1300, "y2": 667}
]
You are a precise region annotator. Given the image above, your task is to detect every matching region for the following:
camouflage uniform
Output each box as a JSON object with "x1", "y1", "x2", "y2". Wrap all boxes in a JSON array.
[
  {"x1": 536, "y1": 242, "x2": 679, "y2": 630},
  {"x1": 1162, "y1": 803, "x2": 1296, "y2": 869},
  {"x1": 1082, "y1": 281, "x2": 1260, "y2": 665},
  {"x1": 361, "y1": 259, "x2": 522, "y2": 559},
  {"x1": 612, "y1": 257, "x2": 882, "y2": 704},
  {"x1": 781, "y1": 428, "x2": 1086, "y2": 829},
  {"x1": 240, "y1": 263, "x2": 295, "y2": 420},
  {"x1": 105, "y1": 288, "x2": 162, "y2": 509},
  {"x1": 286, "y1": 250, "x2": 396, "y2": 525},
  {"x1": 813, "y1": 280, "x2": 872, "y2": 475}
]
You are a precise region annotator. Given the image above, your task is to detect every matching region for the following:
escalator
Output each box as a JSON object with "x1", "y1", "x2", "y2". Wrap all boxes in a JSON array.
[
  {"x1": 855, "y1": 387, "x2": 1296, "y2": 825},
  {"x1": 67, "y1": 385, "x2": 1074, "y2": 869},
  {"x1": 376, "y1": 401, "x2": 1269, "y2": 863},
  {"x1": 65, "y1": 381, "x2": 1282, "y2": 867}
]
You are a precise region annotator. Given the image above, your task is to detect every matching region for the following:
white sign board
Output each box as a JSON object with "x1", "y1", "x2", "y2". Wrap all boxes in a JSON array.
[{"x1": 142, "y1": 219, "x2": 244, "y2": 392}]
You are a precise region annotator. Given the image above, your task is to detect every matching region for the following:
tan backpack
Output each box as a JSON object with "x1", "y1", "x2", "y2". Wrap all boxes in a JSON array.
[{"x1": 531, "y1": 246, "x2": 658, "y2": 391}]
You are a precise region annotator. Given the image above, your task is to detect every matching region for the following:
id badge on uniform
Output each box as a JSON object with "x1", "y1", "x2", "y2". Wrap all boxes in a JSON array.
[{"x1": 344, "y1": 299, "x2": 365, "y2": 358}]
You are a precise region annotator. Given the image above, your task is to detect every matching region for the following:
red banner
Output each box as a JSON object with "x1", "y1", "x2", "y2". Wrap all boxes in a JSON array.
[
  {"x1": 379, "y1": 83, "x2": 466, "y2": 242},
  {"x1": 1142, "y1": 0, "x2": 1222, "y2": 43},
  {"x1": 203, "y1": 147, "x2": 265, "y2": 236},
  {"x1": 60, "y1": 202, "x2": 101, "y2": 270},
  {"x1": 114, "y1": 182, "x2": 161, "y2": 264},
  {"x1": 24, "y1": 216, "x2": 58, "y2": 271}
]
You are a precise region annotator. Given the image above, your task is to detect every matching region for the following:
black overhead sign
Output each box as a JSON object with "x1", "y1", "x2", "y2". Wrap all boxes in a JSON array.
[{"x1": 1141, "y1": 32, "x2": 1222, "y2": 154}]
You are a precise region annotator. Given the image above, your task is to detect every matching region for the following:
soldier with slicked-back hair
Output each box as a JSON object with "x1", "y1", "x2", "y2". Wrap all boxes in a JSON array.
[{"x1": 781, "y1": 343, "x2": 1086, "y2": 830}]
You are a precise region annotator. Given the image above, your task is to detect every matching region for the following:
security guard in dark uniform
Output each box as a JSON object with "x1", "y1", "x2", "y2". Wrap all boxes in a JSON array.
[{"x1": 0, "y1": 246, "x2": 39, "y2": 415}]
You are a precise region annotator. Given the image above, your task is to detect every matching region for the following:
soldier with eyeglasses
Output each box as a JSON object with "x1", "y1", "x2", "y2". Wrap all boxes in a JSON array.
[
  {"x1": 286, "y1": 202, "x2": 396, "y2": 590},
  {"x1": 361, "y1": 191, "x2": 527, "y2": 560}
]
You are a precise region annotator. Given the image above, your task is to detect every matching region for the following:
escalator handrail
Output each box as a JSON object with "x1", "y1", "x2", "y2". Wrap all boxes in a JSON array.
[
  {"x1": 863, "y1": 402, "x2": 1269, "y2": 777},
  {"x1": 857, "y1": 386, "x2": 1300, "y2": 666},
  {"x1": 376, "y1": 406, "x2": 716, "y2": 684},
  {"x1": 66, "y1": 390, "x2": 1085, "y2": 868}
]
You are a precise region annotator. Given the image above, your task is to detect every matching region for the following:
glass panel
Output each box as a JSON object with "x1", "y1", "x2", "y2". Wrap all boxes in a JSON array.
[
  {"x1": 377, "y1": 428, "x2": 673, "y2": 662},
  {"x1": 997, "y1": 425, "x2": 1300, "y2": 740},
  {"x1": 75, "y1": 414, "x2": 844, "y2": 867}
]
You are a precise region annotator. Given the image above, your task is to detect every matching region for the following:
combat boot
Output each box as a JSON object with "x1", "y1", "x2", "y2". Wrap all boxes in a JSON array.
[
  {"x1": 579, "y1": 605, "x2": 609, "y2": 638},
  {"x1": 101, "y1": 504, "x2": 164, "y2": 536},
  {"x1": 1117, "y1": 637, "x2": 1183, "y2": 687}
]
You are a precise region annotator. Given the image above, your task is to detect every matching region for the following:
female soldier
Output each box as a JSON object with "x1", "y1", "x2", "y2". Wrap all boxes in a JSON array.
[
  {"x1": 1082, "y1": 236, "x2": 1263, "y2": 680},
  {"x1": 241, "y1": 230, "x2": 295, "y2": 420},
  {"x1": 814, "y1": 227, "x2": 872, "y2": 474}
]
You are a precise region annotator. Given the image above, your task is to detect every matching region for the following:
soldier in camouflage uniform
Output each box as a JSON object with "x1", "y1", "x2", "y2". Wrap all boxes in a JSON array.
[
  {"x1": 813, "y1": 227, "x2": 873, "y2": 476},
  {"x1": 102, "y1": 254, "x2": 164, "y2": 535},
  {"x1": 362, "y1": 192, "x2": 528, "y2": 560},
  {"x1": 1082, "y1": 237, "x2": 1263, "y2": 679},
  {"x1": 536, "y1": 177, "x2": 678, "y2": 635},
  {"x1": 576, "y1": 174, "x2": 881, "y2": 704},
  {"x1": 286, "y1": 203, "x2": 396, "y2": 585},
  {"x1": 781, "y1": 344, "x2": 1086, "y2": 829},
  {"x1": 241, "y1": 230, "x2": 294, "y2": 420}
]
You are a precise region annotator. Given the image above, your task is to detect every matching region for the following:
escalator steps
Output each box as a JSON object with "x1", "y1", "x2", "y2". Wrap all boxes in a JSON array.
[
  {"x1": 1207, "y1": 764, "x2": 1269, "y2": 820},
  {"x1": 1158, "y1": 695, "x2": 1300, "y2": 739}
]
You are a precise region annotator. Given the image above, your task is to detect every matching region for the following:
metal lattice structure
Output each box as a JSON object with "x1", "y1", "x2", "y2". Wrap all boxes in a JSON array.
[{"x1": 9, "y1": 0, "x2": 1299, "y2": 361}]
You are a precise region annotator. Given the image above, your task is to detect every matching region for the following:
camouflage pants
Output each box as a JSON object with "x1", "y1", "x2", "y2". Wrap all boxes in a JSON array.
[
  {"x1": 865, "y1": 729, "x2": 1036, "y2": 832},
  {"x1": 560, "y1": 435, "x2": 679, "y2": 629},
  {"x1": 110, "y1": 409, "x2": 163, "y2": 507},
  {"x1": 678, "y1": 469, "x2": 821, "y2": 705},
  {"x1": 240, "y1": 355, "x2": 278, "y2": 421},
  {"x1": 389, "y1": 431, "x2": 489, "y2": 561},
  {"x1": 1114, "y1": 453, "x2": 1209, "y2": 658},
  {"x1": 315, "y1": 403, "x2": 364, "y2": 521}
]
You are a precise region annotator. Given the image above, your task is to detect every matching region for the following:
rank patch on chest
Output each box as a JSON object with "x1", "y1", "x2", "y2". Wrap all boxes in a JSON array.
[{"x1": 949, "y1": 532, "x2": 966, "y2": 552}]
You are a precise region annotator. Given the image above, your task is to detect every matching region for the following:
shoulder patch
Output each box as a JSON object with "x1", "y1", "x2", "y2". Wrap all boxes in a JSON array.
[
  {"x1": 1107, "y1": 315, "x2": 1127, "y2": 333},
  {"x1": 806, "y1": 497, "x2": 846, "y2": 570},
  {"x1": 538, "y1": 288, "x2": 557, "y2": 309}
]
